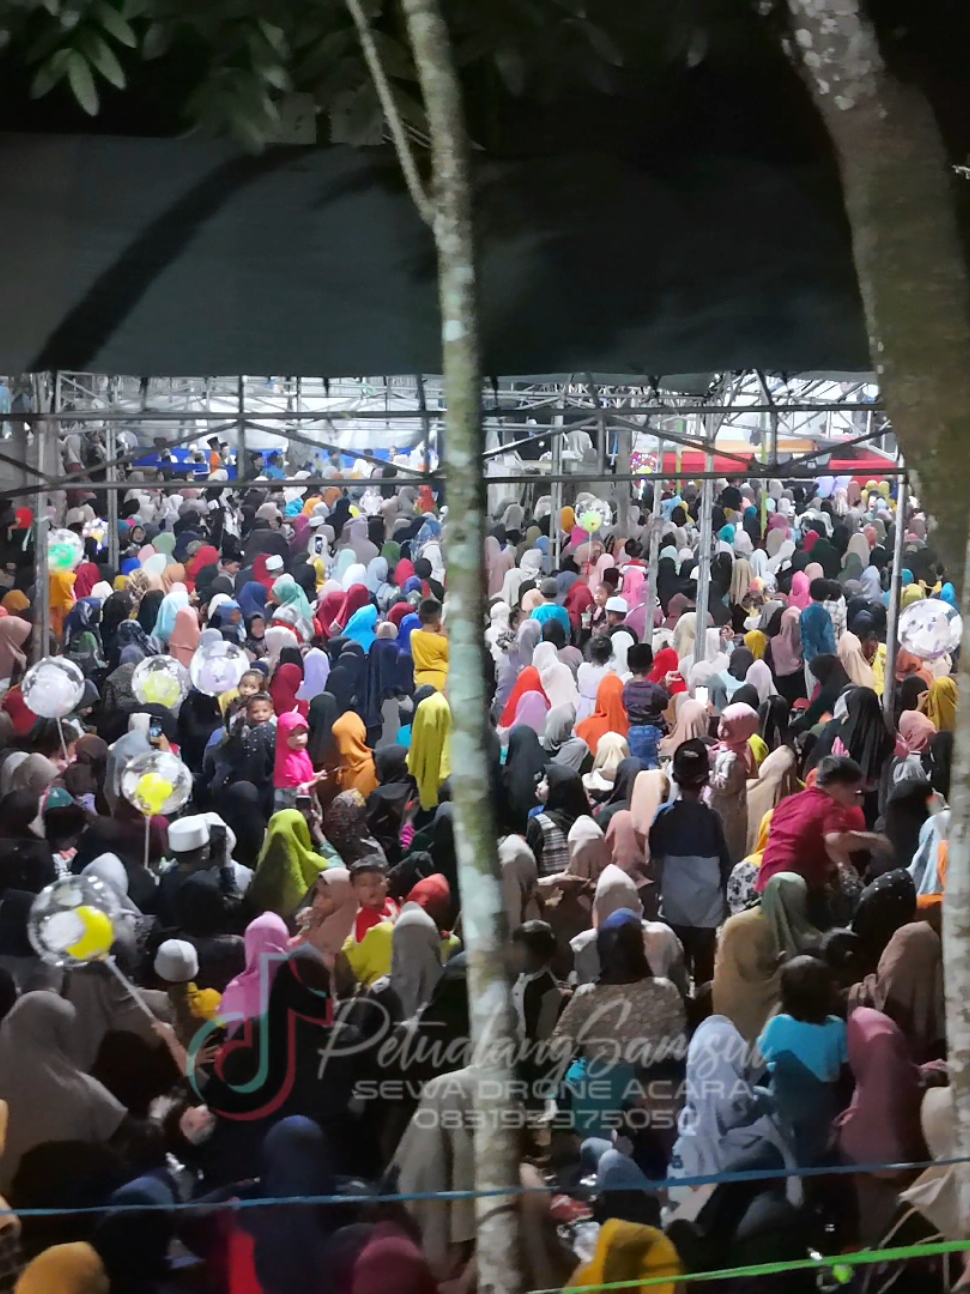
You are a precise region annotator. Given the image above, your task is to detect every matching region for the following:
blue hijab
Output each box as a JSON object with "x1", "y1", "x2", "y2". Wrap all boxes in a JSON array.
[{"x1": 238, "y1": 580, "x2": 268, "y2": 620}]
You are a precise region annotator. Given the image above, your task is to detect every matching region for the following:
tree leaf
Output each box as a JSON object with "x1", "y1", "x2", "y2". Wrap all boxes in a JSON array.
[
  {"x1": 260, "y1": 63, "x2": 289, "y2": 90},
  {"x1": 142, "y1": 20, "x2": 171, "y2": 59},
  {"x1": 93, "y1": 1, "x2": 136, "y2": 48},
  {"x1": 573, "y1": 18, "x2": 623, "y2": 65},
  {"x1": 493, "y1": 44, "x2": 526, "y2": 95},
  {"x1": 67, "y1": 49, "x2": 99, "y2": 113},
  {"x1": 40, "y1": 0, "x2": 59, "y2": 15},
  {"x1": 29, "y1": 47, "x2": 71, "y2": 98},
  {"x1": 78, "y1": 28, "x2": 125, "y2": 88},
  {"x1": 257, "y1": 18, "x2": 286, "y2": 53}
]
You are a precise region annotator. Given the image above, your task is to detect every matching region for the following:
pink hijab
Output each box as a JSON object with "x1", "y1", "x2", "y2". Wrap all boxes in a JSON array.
[
  {"x1": 168, "y1": 606, "x2": 201, "y2": 669},
  {"x1": 718, "y1": 703, "x2": 760, "y2": 774},
  {"x1": 788, "y1": 571, "x2": 811, "y2": 611},
  {"x1": 510, "y1": 689, "x2": 550, "y2": 734},
  {"x1": 274, "y1": 711, "x2": 315, "y2": 789},
  {"x1": 219, "y1": 913, "x2": 290, "y2": 1023},
  {"x1": 770, "y1": 607, "x2": 802, "y2": 677},
  {"x1": 622, "y1": 566, "x2": 645, "y2": 603},
  {"x1": 605, "y1": 809, "x2": 644, "y2": 872}
]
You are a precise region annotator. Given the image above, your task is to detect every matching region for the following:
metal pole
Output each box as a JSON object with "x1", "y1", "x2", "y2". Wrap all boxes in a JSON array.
[
  {"x1": 31, "y1": 374, "x2": 52, "y2": 660},
  {"x1": 883, "y1": 467, "x2": 909, "y2": 720},
  {"x1": 693, "y1": 415, "x2": 716, "y2": 662},
  {"x1": 644, "y1": 438, "x2": 664, "y2": 652},
  {"x1": 550, "y1": 416, "x2": 563, "y2": 571},
  {"x1": 237, "y1": 376, "x2": 247, "y2": 482},
  {"x1": 616, "y1": 426, "x2": 633, "y2": 537},
  {"x1": 106, "y1": 413, "x2": 119, "y2": 572}
]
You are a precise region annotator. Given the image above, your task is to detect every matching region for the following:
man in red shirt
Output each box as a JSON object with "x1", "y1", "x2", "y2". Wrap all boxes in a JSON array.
[{"x1": 756, "y1": 756, "x2": 887, "y2": 896}]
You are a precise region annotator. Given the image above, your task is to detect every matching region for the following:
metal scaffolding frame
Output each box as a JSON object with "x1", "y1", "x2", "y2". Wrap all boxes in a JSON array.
[{"x1": 10, "y1": 369, "x2": 901, "y2": 653}]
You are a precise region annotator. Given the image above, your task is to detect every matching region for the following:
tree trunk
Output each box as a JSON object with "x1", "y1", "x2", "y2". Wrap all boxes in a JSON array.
[
  {"x1": 782, "y1": 0, "x2": 970, "y2": 1228},
  {"x1": 397, "y1": 1, "x2": 523, "y2": 1290}
]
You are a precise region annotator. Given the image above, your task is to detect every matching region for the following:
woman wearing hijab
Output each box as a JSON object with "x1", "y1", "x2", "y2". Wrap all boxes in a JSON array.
[
  {"x1": 670, "y1": 1015, "x2": 798, "y2": 1196},
  {"x1": 851, "y1": 869, "x2": 918, "y2": 974},
  {"x1": 848, "y1": 922, "x2": 945, "y2": 1063},
  {"x1": 835, "y1": 1008, "x2": 928, "y2": 1242},
  {"x1": 553, "y1": 910, "x2": 686, "y2": 1134},
  {"x1": 216, "y1": 781, "x2": 268, "y2": 871},
  {"x1": 0, "y1": 617, "x2": 30, "y2": 688},
  {"x1": 49, "y1": 569, "x2": 76, "y2": 644},
  {"x1": 219, "y1": 912, "x2": 291, "y2": 1027},
  {"x1": 501, "y1": 727, "x2": 549, "y2": 834},
  {"x1": 526, "y1": 764, "x2": 591, "y2": 877},
  {"x1": 0, "y1": 992, "x2": 126, "y2": 1193},
  {"x1": 333, "y1": 710, "x2": 379, "y2": 798},
  {"x1": 250, "y1": 809, "x2": 328, "y2": 917},
  {"x1": 575, "y1": 673, "x2": 629, "y2": 756},
  {"x1": 709, "y1": 703, "x2": 760, "y2": 864},
  {"x1": 791, "y1": 655, "x2": 851, "y2": 733},
  {"x1": 924, "y1": 676, "x2": 957, "y2": 733},
  {"x1": 167, "y1": 605, "x2": 201, "y2": 670},
  {"x1": 541, "y1": 705, "x2": 590, "y2": 774},
  {"x1": 391, "y1": 902, "x2": 443, "y2": 1019}
]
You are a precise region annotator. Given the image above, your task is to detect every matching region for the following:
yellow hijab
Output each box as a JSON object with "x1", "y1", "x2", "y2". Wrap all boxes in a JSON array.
[
  {"x1": 926, "y1": 676, "x2": 957, "y2": 733},
  {"x1": 744, "y1": 629, "x2": 768, "y2": 660},
  {"x1": 407, "y1": 691, "x2": 453, "y2": 810},
  {"x1": 15, "y1": 1243, "x2": 107, "y2": 1294},
  {"x1": 569, "y1": 1219, "x2": 682, "y2": 1294}
]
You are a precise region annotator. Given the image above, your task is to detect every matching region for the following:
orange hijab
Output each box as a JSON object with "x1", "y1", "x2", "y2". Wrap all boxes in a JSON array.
[
  {"x1": 575, "y1": 673, "x2": 629, "y2": 755},
  {"x1": 332, "y1": 711, "x2": 378, "y2": 797}
]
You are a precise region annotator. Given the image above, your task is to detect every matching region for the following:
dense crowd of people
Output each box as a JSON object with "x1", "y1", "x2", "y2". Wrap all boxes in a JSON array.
[{"x1": 0, "y1": 445, "x2": 960, "y2": 1294}]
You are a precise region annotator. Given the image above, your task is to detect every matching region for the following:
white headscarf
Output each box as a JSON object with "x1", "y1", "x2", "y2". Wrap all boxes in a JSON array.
[{"x1": 533, "y1": 641, "x2": 579, "y2": 710}]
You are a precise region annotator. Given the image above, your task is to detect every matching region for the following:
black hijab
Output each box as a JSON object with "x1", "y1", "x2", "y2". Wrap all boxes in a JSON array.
[
  {"x1": 501, "y1": 727, "x2": 549, "y2": 834},
  {"x1": 838, "y1": 686, "x2": 894, "y2": 783},
  {"x1": 544, "y1": 764, "x2": 590, "y2": 835},
  {"x1": 217, "y1": 781, "x2": 269, "y2": 870},
  {"x1": 308, "y1": 693, "x2": 339, "y2": 766},
  {"x1": 136, "y1": 590, "x2": 164, "y2": 636}
]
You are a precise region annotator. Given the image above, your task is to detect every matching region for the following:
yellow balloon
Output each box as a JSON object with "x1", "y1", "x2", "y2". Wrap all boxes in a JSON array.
[
  {"x1": 65, "y1": 906, "x2": 115, "y2": 960},
  {"x1": 135, "y1": 772, "x2": 174, "y2": 816},
  {"x1": 141, "y1": 674, "x2": 181, "y2": 708}
]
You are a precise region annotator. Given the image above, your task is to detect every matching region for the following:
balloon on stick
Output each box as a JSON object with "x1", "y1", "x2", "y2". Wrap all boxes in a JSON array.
[
  {"x1": 132, "y1": 656, "x2": 190, "y2": 709},
  {"x1": 22, "y1": 656, "x2": 85, "y2": 758},
  {"x1": 28, "y1": 877, "x2": 157, "y2": 1018},
  {"x1": 47, "y1": 528, "x2": 84, "y2": 572},
  {"x1": 189, "y1": 640, "x2": 249, "y2": 696}
]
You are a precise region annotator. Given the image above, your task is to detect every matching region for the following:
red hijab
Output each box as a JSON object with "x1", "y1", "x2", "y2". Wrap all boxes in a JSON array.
[
  {"x1": 649, "y1": 646, "x2": 685, "y2": 693},
  {"x1": 2, "y1": 686, "x2": 35, "y2": 738},
  {"x1": 394, "y1": 559, "x2": 415, "y2": 587},
  {"x1": 317, "y1": 591, "x2": 346, "y2": 639},
  {"x1": 186, "y1": 545, "x2": 220, "y2": 591},
  {"x1": 499, "y1": 666, "x2": 547, "y2": 728},
  {"x1": 564, "y1": 581, "x2": 594, "y2": 629},
  {"x1": 388, "y1": 603, "x2": 411, "y2": 628},
  {"x1": 270, "y1": 663, "x2": 308, "y2": 718},
  {"x1": 73, "y1": 562, "x2": 101, "y2": 599},
  {"x1": 252, "y1": 554, "x2": 276, "y2": 590},
  {"x1": 337, "y1": 584, "x2": 371, "y2": 630}
]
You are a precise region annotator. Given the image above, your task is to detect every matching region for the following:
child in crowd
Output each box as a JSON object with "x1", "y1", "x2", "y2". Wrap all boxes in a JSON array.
[
  {"x1": 339, "y1": 858, "x2": 399, "y2": 988},
  {"x1": 649, "y1": 740, "x2": 731, "y2": 986},
  {"x1": 758, "y1": 955, "x2": 848, "y2": 1164},
  {"x1": 623, "y1": 642, "x2": 668, "y2": 768},
  {"x1": 273, "y1": 711, "x2": 323, "y2": 810},
  {"x1": 511, "y1": 920, "x2": 564, "y2": 1047}
]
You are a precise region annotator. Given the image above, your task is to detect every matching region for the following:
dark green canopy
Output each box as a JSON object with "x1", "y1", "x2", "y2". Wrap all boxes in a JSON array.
[{"x1": 0, "y1": 133, "x2": 868, "y2": 377}]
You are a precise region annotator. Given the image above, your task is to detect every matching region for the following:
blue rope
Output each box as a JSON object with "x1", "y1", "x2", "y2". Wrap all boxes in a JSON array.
[{"x1": 3, "y1": 1151, "x2": 968, "y2": 1215}]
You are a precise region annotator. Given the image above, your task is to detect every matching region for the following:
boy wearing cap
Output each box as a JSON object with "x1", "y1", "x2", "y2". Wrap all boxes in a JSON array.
[{"x1": 648, "y1": 740, "x2": 730, "y2": 986}]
